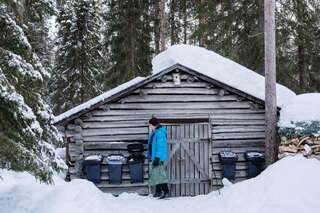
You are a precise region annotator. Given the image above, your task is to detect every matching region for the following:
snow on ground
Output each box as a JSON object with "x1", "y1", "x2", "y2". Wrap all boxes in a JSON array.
[
  {"x1": 152, "y1": 44, "x2": 296, "y2": 107},
  {"x1": 1, "y1": 155, "x2": 320, "y2": 213},
  {"x1": 278, "y1": 93, "x2": 320, "y2": 128}
]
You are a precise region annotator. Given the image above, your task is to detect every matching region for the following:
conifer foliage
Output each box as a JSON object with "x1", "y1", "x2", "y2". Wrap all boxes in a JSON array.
[
  {"x1": 103, "y1": 0, "x2": 153, "y2": 88},
  {"x1": 0, "y1": 1, "x2": 64, "y2": 182},
  {"x1": 51, "y1": 0, "x2": 103, "y2": 114}
]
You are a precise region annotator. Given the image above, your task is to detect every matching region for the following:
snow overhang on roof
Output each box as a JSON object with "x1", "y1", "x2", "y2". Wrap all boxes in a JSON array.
[{"x1": 152, "y1": 44, "x2": 296, "y2": 108}]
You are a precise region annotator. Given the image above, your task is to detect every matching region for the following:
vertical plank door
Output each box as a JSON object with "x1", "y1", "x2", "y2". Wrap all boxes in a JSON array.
[{"x1": 164, "y1": 122, "x2": 211, "y2": 197}]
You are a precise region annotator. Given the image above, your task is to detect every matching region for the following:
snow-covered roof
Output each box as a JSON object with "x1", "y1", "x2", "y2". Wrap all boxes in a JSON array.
[
  {"x1": 278, "y1": 93, "x2": 320, "y2": 128},
  {"x1": 54, "y1": 45, "x2": 296, "y2": 124},
  {"x1": 53, "y1": 77, "x2": 146, "y2": 123},
  {"x1": 152, "y1": 45, "x2": 296, "y2": 107}
]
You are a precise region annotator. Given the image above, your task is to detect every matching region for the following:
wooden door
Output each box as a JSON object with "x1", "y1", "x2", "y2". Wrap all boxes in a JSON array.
[{"x1": 164, "y1": 122, "x2": 212, "y2": 197}]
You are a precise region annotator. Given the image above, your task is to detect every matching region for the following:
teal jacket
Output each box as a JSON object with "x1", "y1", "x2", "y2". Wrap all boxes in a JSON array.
[{"x1": 147, "y1": 126, "x2": 168, "y2": 161}]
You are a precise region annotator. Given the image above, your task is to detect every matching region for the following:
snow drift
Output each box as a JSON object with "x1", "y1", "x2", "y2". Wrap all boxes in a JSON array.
[
  {"x1": 278, "y1": 93, "x2": 320, "y2": 127},
  {"x1": 1, "y1": 155, "x2": 320, "y2": 213},
  {"x1": 278, "y1": 93, "x2": 320, "y2": 136}
]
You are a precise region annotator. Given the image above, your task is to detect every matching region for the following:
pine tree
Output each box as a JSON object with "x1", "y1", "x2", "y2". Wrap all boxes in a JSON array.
[
  {"x1": 23, "y1": 0, "x2": 57, "y2": 71},
  {"x1": 0, "y1": 1, "x2": 64, "y2": 182},
  {"x1": 51, "y1": 0, "x2": 104, "y2": 114},
  {"x1": 168, "y1": 0, "x2": 196, "y2": 45},
  {"x1": 277, "y1": 0, "x2": 320, "y2": 93},
  {"x1": 193, "y1": 1, "x2": 265, "y2": 73},
  {"x1": 104, "y1": 0, "x2": 152, "y2": 88}
]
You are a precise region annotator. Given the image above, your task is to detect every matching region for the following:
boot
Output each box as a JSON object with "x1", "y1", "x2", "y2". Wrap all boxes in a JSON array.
[
  {"x1": 153, "y1": 184, "x2": 161, "y2": 197},
  {"x1": 153, "y1": 192, "x2": 162, "y2": 197},
  {"x1": 158, "y1": 192, "x2": 168, "y2": 199},
  {"x1": 158, "y1": 184, "x2": 169, "y2": 199}
]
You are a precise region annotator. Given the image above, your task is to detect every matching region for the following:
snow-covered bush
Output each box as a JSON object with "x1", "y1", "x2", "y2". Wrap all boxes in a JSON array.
[{"x1": 278, "y1": 93, "x2": 320, "y2": 137}]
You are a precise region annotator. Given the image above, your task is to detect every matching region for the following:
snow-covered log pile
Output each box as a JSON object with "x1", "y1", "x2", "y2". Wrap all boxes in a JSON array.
[{"x1": 278, "y1": 93, "x2": 320, "y2": 159}]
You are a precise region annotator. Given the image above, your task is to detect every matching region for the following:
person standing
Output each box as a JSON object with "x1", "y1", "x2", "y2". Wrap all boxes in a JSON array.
[{"x1": 147, "y1": 117, "x2": 169, "y2": 199}]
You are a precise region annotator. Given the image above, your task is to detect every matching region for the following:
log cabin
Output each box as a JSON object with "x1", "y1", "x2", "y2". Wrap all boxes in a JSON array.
[{"x1": 53, "y1": 45, "x2": 295, "y2": 196}]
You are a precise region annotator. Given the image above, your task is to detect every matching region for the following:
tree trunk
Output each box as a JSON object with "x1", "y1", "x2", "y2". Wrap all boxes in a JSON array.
[
  {"x1": 257, "y1": 0, "x2": 265, "y2": 74},
  {"x1": 182, "y1": 0, "x2": 187, "y2": 44},
  {"x1": 159, "y1": 0, "x2": 166, "y2": 52},
  {"x1": 264, "y1": 0, "x2": 277, "y2": 165},
  {"x1": 296, "y1": 0, "x2": 306, "y2": 92},
  {"x1": 153, "y1": 1, "x2": 160, "y2": 54},
  {"x1": 170, "y1": 0, "x2": 177, "y2": 45},
  {"x1": 198, "y1": 0, "x2": 207, "y2": 47}
]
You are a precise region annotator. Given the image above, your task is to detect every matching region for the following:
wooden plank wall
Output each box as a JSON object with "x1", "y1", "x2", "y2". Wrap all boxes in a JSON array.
[{"x1": 65, "y1": 70, "x2": 266, "y2": 194}]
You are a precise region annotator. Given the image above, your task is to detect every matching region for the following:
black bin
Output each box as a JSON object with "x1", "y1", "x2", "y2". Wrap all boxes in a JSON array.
[
  {"x1": 106, "y1": 154, "x2": 125, "y2": 184},
  {"x1": 219, "y1": 151, "x2": 238, "y2": 180},
  {"x1": 84, "y1": 155, "x2": 103, "y2": 183},
  {"x1": 127, "y1": 144, "x2": 145, "y2": 183},
  {"x1": 245, "y1": 151, "x2": 265, "y2": 178}
]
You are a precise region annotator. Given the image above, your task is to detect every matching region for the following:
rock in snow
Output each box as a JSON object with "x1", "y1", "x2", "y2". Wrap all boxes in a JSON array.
[{"x1": 1, "y1": 155, "x2": 320, "y2": 213}]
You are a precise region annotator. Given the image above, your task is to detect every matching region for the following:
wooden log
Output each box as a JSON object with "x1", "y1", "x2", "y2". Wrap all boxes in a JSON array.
[
  {"x1": 212, "y1": 126, "x2": 265, "y2": 134},
  {"x1": 83, "y1": 114, "x2": 211, "y2": 122},
  {"x1": 120, "y1": 94, "x2": 239, "y2": 103},
  {"x1": 211, "y1": 114, "x2": 265, "y2": 120},
  {"x1": 297, "y1": 136, "x2": 310, "y2": 146},
  {"x1": 92, "y1": 108, "x2": 265, "y2": 116},
  {"x1": 82, "y1": 127, "x2": 148, "y2": 137},
  {"x1": 86, "y1": 113, "x2": 264, "y2": 123},
  {"x1": 108, "y1": 102, "x2": 252, "y2": 110},
  {"x1": 279, "y1": 146, "x2": 298, "y2": 153},
  {"x1": 212, "y1": 132, "x2": 265, "y2": 140},
  {"x1": 212, "y1": 139, "x2": 265, "y2": 148},
  {"x1": 83, "y1": 141, "x2": 147, "y2": 150},
  {"x1": 209, "y1": 170, "x2": 248, "y2": 179},
  {"x1": 212, "y1": 162, "x2": 248, "y2": 170},
  {"x1": 96, "y1": 181, "x2": 148, "y2": 188},
  {"x1": 145, "y1": 81, "x2": 209, "y2": 88},
  {"x1": 83, "y1": 134, "x2": 148, "y2": 142},
  {"x1": 134, "y1": 87, "x2": 220, "y2": 95},
  {"x1": 211, "y1": 119, "x2": 266, "y2": 126},
  {"x1": 82, "y1": 121, "x2": 148, "y2": 129}
]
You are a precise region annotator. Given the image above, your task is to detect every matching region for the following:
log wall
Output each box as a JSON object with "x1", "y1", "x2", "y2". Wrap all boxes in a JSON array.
[{"x1": 64, "y1": 69, "x2": 266, "y2": 195}]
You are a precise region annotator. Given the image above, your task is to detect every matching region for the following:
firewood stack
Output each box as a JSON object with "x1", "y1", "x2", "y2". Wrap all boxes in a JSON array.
[{"x1": 278, "y1": 136, "x2": 320, "y2": 159}]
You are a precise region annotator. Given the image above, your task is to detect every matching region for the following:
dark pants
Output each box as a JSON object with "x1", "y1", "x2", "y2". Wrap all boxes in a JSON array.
[{"x1": 156, "y1": 183, "x2": 169, "y2": 194}]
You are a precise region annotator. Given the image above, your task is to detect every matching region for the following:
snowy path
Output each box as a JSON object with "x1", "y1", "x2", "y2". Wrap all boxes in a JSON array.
[{"x1": 1, "y1": 155, "x2": 320, "y2": 213}]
